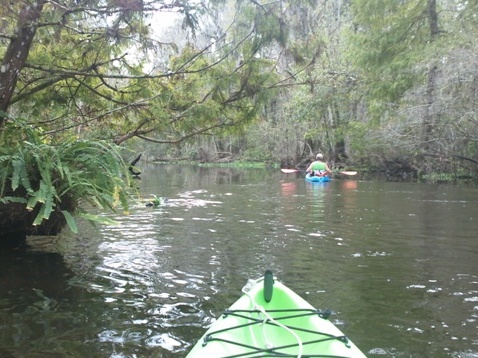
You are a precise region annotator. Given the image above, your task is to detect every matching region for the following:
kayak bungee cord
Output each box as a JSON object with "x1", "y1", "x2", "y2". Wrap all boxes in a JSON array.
[
  {"x1": 194, "y1": 271, "x2": 361, "y2": 357},
  {"x1": 241, "y1": 274, "x2": 304, "y2": 358},
  {"x1": 200, "y1": 309, "x2": 353, "y2": 357}
]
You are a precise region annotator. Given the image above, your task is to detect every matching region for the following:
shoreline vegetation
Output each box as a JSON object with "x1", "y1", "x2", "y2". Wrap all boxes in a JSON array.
[
  {"x1": 2, "y1": 1, "x2": 478, "y2": 245},
  {"x1": 147, "y1": 159, "x2": 476, "y2": 184}
]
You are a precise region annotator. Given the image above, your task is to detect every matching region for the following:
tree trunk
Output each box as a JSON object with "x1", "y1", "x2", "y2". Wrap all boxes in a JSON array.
[
  {"x1": 422, "y1": 0, "x2": 439, "y2": 151},
  {"x1": 423, "y1": 66, "x2": 438, "y2": 148},
  {"x1": 0, "y1": 1, "x2": 47, "y2": 126}
]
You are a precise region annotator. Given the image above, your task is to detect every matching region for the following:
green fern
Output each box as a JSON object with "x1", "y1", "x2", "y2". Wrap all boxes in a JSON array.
[{"x1": 0, "y1": 117, "x2": 134, "y2": 234}]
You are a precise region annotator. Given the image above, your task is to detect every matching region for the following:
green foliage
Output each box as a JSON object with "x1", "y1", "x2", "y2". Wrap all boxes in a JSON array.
[
  {"x1": 346, "y1": 0, "x2": 429, "y2": 117},
  {"x1": 198, "y1": 162, "x2": 268, "y2": 169},
  {"x1": 0, "y1": 118, "x2": 132, "y2": 233},
  {"x1": 419, "y1": 172, "x2": 456, "y2": 182},
  {"x1": 242, "y1": 147, "x2": 274, "y2": 163},
  {"x1": 3, "y1": 0, "x2": 478, "y2": 179},
  {"x1": 149, "y1": 195, "x2": 162, "y2": 207}
]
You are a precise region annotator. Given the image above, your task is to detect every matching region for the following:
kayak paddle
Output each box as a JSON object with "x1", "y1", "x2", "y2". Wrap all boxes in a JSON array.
[
  {"x1": 338, "y1": 170, "x2": 358, "y2": 176},
  {"x1": 280, "y1": 168, "x2": 304, "y2": 174}
]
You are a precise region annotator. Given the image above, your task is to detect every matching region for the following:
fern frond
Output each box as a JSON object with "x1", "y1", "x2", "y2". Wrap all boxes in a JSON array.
[{"x1": 1, "y1": 119, "x2": 135, "y2": 234}]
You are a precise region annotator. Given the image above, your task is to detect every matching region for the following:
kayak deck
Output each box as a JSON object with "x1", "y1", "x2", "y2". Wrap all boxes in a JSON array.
[
  {"x1": 186, "y1": 271, "x2": 366, "y2": 357},
  {"x1": 305, "y1": 174, "x2": 330, "y2": 182}
]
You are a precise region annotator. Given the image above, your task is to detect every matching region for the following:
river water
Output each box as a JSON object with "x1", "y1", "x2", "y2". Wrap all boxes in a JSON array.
[{"x1": 1, "y1": 165, "x2": 477, "y2": 357}]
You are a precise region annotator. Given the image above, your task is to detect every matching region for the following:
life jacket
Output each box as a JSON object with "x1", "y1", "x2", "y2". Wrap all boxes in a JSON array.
[{"x1": 311, "y1": 162, "x2": 327, "y2": 176}]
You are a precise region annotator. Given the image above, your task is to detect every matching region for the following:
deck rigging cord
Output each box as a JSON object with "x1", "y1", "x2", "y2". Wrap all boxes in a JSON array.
[
  {"x1": 241, "y1": 274, "x2": 304, "y2": 358},
  {"x1": 199, "y1": 271, "x2": 353, "y2": 357}
]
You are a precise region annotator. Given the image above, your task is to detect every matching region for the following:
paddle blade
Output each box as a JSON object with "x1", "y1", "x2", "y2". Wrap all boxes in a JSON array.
[
  {"x1": 339, "y1": 171, "x2": 357, "y2": 176},
  {"x1": 280, "y1": 168, "x2": 300, "y2": 174}
]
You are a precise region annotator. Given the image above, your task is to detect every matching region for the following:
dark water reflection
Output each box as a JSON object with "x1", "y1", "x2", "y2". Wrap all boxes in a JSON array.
[{"x1": 1, "y1": 165, "x2": 478, "y2": 357}]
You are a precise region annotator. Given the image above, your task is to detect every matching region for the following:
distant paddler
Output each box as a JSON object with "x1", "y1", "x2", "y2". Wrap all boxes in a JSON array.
[{"x1": 306, "y1": 153, "x2": 333, "y2": 178}]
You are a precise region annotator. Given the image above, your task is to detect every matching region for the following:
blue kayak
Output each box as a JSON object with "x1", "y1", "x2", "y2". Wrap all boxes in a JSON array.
[{"x1": 305, "y1": 173, "x2": 331, "y2": 182}]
